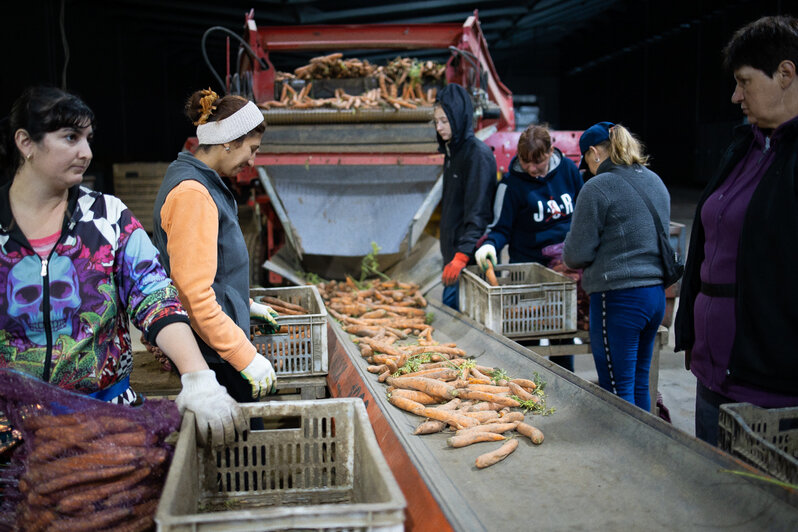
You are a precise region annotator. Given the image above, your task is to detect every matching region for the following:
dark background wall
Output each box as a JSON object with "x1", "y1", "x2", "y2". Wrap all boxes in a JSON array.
[{"x1": 3, "y1": 0, "x2": 796, "y2": 192}]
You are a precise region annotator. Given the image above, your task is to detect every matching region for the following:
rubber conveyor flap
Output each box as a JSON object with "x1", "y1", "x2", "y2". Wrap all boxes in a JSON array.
[{"x1": 329, "y1": 302, "x2": 798, "y2": 531}]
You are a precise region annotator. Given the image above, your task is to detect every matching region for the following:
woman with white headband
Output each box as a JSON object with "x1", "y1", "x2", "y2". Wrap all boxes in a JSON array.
[{"x1": 152, "y1": 89, "x2": 279, "y2": 408}]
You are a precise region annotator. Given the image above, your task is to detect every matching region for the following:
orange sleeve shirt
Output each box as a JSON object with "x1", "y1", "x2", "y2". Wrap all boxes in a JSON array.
[{"x1": 159, "y1": 180, "x2": 255, "y2": 371}]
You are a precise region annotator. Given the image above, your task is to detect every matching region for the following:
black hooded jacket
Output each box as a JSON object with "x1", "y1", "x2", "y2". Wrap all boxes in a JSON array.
[{"x1": 436, "y1": 84, "x2": 497, "y2": 264}]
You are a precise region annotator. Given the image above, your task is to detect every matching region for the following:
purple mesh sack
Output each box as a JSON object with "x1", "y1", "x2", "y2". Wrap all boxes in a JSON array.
[{"x1": 0, "y1": 369, "x2": 180, "y2": 531}]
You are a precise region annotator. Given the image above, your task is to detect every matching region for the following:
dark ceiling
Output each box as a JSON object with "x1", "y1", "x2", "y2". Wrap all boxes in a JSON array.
[{"x1": 4, "y1": 0, "x2": 795, "y2": 187}]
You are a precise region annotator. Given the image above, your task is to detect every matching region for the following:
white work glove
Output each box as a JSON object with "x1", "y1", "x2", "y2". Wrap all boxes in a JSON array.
[
  {"x1": 475, "y1": 243, "x2": 497, "y2": 272},
  {"x1": 240, "y1": 353, "x2": 277, "y2": 399},
  {"x1": 175, "y1": 370, "x2": 247, "y2": 448},
  {"x1": 250, "y1": 300, "x2": 280, "y2": 335}
]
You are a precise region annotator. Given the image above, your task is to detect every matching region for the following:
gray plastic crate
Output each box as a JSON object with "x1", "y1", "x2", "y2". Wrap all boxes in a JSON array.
[
  {"x1": 718, "y1": 402, "x2": 798, "y2": 484},
  {"x1": 156, "y1": 399, "x2": 406, "y2": 531},
  {"x1": 251, "y1": 285, "x2": 328, "y2": 377},
  {"x1": 459, "y1": 262, "x2": 577, "y2": 339}
]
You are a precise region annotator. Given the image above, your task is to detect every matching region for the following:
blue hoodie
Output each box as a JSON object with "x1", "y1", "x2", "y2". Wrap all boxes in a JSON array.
[
  {"x1": 484, "y1": 150, "x2": 582, "y2": 265},
  {"x1": 436, "y1": 84, "x2": 497, "y2": 264}
]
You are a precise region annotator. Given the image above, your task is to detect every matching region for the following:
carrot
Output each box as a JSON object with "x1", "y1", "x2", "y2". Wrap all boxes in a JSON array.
[
  {"x1": 55, "y1": 466, "x2": 152, "y2": 513},
  {"x1": 395, "y1": 367, "x2": 454, "y2": 379},
  {"x1": 46, "y1": 506, "x2": 132, "y2": 531},
  {"x1": 470, "y1": 367, "x2": 493, "y2": 382},
  {"x1": 371, "y1": 304, "x2": 426, "y2": 317},
  {"x1": 37, "y1": 464, "x2": 137, "y2": 495},
  {"x1": 463, "y1": 411, "x2": 500, "y2": 423},
  {"x1": 357, "y1": 337, "x2": 406, "y2": 357},
  {"x1": 475, "y1": 439, "x2": 519, "y2": 469},
  {"x1": 387, "y1": 394, "x2": 426, "y2": 416},
  {"x1": 101, "y1": 483, "x2": 158, "y2": 509},
  {"x1": 447, "y1": 432, "x2": 506, "y2": 448},
  {"x1": 421, "y1": 407, "x2": 479, "y2": 430},
  {"x1": 466, "y1": 384, "x2": 511, "y2": 394},
  {"x1": 21, "y1": 507, "x2": 56, "y2": 532},
  {"x1": 454, "y1": 389, "x2": 520, "y2": 407},
  {"x1": 414, "y1": 420, "x2": 447, "y2": 435},
  {"x1": 455, "y1": 422, "x2": 519, "y2": 436},
  {"x1": 404, "y1": 345, "x2": 466, "y2": 357},
  {"x1": 22, "y1": 412, "x2": 83, "y2": 431},
  {"x1": 108, "y1": 514, "x2": 154, "y2": 532},
  {"x1": 485, "y1": 262, "x2": 499, "y2": 286},
  {"x1": 467, "y1": 401, "x2": 507, "y2": 412},
  {"x1": 28, "y1": 439, "x2": 75, "y2": 462},
  {"x1": 390, "y1": 388, "x2": 440, "y2": 405},
  {"x1": 516, "y1": 422, "x2": 545, "y2": 444},
  {"x1": 497, "y1": 411, "x2": 525, "y2": 423},
  {"x1": 367, "y1": 364, "x2": 389, "y2": 374},
  {"x1": 508, "y1": 381, "x2": 537, "y2": 402},
  {"x1": 510, "y1": 378, "x2": 537, "y2": 391},
  {"x1": 387, "y1": 376, "x2": 456, "y2": 401},
  {"x1": 435, "y1": 398, "x2": 462, "y2": 410}
]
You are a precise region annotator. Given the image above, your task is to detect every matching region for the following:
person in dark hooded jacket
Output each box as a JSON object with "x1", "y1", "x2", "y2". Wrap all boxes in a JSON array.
[{"x1": 434, "y1": 84, "x2": 497, "y2": 310}]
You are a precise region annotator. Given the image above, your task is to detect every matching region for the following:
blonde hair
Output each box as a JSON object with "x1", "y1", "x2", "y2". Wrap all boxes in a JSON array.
[{"x1": 600, "y1": 124, "x2": 649, "y2": 166}]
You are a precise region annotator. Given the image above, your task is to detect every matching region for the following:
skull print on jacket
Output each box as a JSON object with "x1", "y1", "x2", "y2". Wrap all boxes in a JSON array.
[{"x1": 0, "y1": 184, "x2": 189, "y2": 394}]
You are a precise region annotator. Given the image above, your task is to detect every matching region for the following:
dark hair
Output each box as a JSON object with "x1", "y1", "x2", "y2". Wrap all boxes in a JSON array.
[
  {"x1": 517, "y1": 124, "x2": 552, "y2": 164},
  {"x1": 723, "y1": 15, "x2": 798, "y2": 75},
  {"x1": 185, "y1": 89, "x2": 266, "y2": 150},
  {"x1": 0, "y1": 86, "x2": 95, "y2": 183}
]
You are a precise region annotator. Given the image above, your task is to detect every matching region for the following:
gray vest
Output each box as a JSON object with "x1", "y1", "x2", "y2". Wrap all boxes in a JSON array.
[{"x1": 152, "y1": 152, "x2": 250, "y2": 365}]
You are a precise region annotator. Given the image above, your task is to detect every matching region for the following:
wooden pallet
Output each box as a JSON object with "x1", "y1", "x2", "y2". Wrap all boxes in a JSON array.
[{"x1": 274, "y1": 375, "x2": 328, "y2": 400}]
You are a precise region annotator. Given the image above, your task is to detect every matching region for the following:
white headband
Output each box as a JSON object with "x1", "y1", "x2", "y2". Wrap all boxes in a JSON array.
[{"x1": 196, "y1": 101, "x2": 264, "y2": 145}]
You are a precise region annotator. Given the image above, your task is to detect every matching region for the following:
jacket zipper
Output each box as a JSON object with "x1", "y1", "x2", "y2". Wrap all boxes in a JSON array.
[
  {"x1": 40, "y1": 257, "x2": 54, "y2": 382},
  {"x1": 39, "y1": 219, "x2": 74, "y2": 382}
]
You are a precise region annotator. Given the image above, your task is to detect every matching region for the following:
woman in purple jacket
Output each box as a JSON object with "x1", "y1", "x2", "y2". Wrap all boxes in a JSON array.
[{"x1": 674, "y1": 16, "x2": 798, "y2": 445}]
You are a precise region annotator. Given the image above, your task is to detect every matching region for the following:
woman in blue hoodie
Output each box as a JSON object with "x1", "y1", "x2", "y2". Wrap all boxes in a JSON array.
[{"x1": 475, "y1": 124, "x2": 583, "y2": 370}]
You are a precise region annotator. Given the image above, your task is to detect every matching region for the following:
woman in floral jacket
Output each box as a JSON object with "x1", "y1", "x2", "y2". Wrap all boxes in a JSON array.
[{"x1": 0, "y1": 86, "x2": 243, "y2": 447}]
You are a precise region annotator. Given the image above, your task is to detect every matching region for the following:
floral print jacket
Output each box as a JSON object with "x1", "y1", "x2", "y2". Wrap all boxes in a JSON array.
[{"x1": 0, "y1": 184, "x2": 189, "y2": 396}]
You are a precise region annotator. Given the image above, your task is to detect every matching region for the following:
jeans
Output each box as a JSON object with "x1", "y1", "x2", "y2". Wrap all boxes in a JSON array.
[
  {"x1": 589, "y1": 285, "x2": 665, "y2": 411},
  {"x1": 442, "y1": 282, "x2": 459, "y2": 311},
  {"x1": 694, "y1": 381, "x2": 731, "y2": 446}
]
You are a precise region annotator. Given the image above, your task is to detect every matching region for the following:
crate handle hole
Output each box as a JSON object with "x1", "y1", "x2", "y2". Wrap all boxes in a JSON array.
[{"x1": 251, "y1": 415, "x2": 302, "y2": 431}]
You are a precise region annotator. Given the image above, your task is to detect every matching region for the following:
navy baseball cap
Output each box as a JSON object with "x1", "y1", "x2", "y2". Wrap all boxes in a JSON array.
[{"x1": 578, "y1": 121, "x2": 615, "y2": 169}]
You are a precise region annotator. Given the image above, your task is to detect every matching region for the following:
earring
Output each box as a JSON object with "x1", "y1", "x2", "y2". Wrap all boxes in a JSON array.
[
  {"x1": 224, "y1": 146, "x2": 231, "y2": 152},
  {"x1": 26, "y1": 153, "x2": 32, "y2": 161},
  {"x1": 594, "y1": 157, "x2": 600, "y2": 163}
]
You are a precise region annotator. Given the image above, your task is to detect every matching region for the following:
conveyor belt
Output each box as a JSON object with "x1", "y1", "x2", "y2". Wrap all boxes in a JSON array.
[{"x1": 328, "y1": 302, "x2": 798, "y2": 531}]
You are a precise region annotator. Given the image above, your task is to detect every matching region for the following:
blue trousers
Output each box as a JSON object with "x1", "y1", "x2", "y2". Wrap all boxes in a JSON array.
[
  {"x1": 589, "y1": 285, "x2": 665, "y2": 411},
  {"x1": 442, "y1": 282, "x2": 459, "y2": 311}
]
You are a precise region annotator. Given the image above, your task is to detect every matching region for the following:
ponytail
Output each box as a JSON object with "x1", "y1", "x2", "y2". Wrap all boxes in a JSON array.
[{"x1": 607, "y1": 125, "x2": 649, "y2": 166}]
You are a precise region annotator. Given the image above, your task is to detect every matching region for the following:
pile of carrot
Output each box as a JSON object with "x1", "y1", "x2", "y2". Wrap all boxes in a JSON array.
[
  {"x1": 319, "y1": 276, "x2": 554, "y2": 469},
  {"x1": 260, "y1": 53, "x2": 444, "y2": 111},
  {"x1": 14, "y1": 412, "x2": 168, "y2": 531}
]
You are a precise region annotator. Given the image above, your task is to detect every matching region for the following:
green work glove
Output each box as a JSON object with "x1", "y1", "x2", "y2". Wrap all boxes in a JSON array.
[{"x1": 250, "y1": 300, "x2": 279, "y2": 335}]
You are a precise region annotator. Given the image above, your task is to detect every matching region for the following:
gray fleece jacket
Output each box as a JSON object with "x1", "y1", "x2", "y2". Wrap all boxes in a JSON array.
[{"x1": 563, "y1": 160, "x2": 669, "y2": 294}]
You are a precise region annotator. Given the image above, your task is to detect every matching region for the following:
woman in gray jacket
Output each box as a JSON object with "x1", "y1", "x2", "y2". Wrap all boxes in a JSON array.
[{"x1": 563, "y1": 122, "x2": 669, "y2": 411}]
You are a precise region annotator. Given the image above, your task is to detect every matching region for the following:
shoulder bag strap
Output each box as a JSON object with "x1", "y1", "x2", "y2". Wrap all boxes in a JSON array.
[{"x1": 617, "y1": 173, "x2": 668, "y2": 241}]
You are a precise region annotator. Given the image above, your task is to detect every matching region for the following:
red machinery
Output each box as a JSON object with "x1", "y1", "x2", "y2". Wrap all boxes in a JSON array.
[{"x1": 194, "y1": 10, "x2": 579, "y2": 283}]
